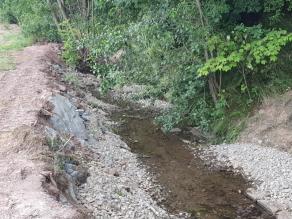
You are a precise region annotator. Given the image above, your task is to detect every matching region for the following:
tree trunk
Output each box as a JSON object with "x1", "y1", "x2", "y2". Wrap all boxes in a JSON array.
[
  {"x1": 81, "y1": 0, "x2": 88, "y2": 18},
  {"x1": 208, "y1": 75, "x2": 218, "y2": 103},
  {"x1": 195, "y1": 0, "x2": 218, "y2": 103},
  {"x1": 56, "y1": 0, "x2": 68, "y2": 20},
  {"x1": 47, "y1": 0, "x2": 61, "y2": 30}
]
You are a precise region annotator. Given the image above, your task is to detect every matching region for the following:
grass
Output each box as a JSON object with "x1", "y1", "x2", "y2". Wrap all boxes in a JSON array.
[
  {"x1": 0, "y1": 55, "x2": 15, "y2": 71},
  {"x1": 0, "y1": 33, "x2": 32, "y2": 52},
  {"x1": 0, "y1": 24, "x2": 32, "y2": 71},
  {"x1": 64, "y1": 72, "x2": 80, "y2": 87}
]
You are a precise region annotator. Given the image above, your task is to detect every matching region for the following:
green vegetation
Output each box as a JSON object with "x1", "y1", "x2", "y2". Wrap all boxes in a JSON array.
[
  {"x1": 1, "y1": 0, "x2": 292, "y2": 142},
  {"x1": 0, "y1": 32, "x2": 32, "y2": 52},
  {"x1": 63, "y1": 72, "x2": 80, "y2": 87},
  {"x1": 0, "y1": 25, "x2": 32, "y2": 71},
  {"x1": 0, "y1": 55, "x2": 15, "y2": 71}
]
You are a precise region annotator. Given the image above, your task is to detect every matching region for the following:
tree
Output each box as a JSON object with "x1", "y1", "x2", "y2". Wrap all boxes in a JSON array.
[{"x1": 195, "y1": 0, "x2": 219, "y2": 103}]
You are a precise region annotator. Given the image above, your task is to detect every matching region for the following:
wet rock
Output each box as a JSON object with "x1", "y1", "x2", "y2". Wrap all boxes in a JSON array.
[
  {"x1": 80, "y1": 112, "x2": 90, "y2": 122},
  {"x1": 71, "y1": 169, "x2": 89, "y2": 185},
  {"x1": 64, "y1": 163, "x2": 89, "y2": 185},
  {"x1": 64, "y1": 163, "x2": 77, "y2": 174}
]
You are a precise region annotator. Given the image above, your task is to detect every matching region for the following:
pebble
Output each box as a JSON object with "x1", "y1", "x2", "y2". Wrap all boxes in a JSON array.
[
  {"x1": 77, "y1": 99, "x2": 182, "y2": 218},
  {"x1": 201, "y1": 143, "x2": 292, "y2": 217}
]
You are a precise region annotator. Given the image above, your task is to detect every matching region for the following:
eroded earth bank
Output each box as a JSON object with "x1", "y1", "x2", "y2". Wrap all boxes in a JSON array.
[{"x1": 0, "y1": 26, "x2": 289, "y2": 219}]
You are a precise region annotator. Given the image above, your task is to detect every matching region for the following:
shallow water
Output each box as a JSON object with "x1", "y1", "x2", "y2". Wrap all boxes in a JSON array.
[
  {"x1": 86, "y1": 85, "x2": 273, "y2": 218},
  {"x1": 111, "y1": 109, "x2": 274, "y2": 219}
]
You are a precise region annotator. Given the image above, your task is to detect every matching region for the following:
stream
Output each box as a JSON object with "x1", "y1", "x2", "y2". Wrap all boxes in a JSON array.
[
  {"x1": 110, "y1": 106, "x2": 274, "y2": 219},
  {"x1": 85, "y1": 85, "x2": 274, "y2": 218}
]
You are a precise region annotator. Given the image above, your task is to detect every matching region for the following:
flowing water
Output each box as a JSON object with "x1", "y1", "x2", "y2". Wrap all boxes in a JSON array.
[
  {"x1": 89, "y1": 87, "x2": 273, "y2": 219},
  {"x1": 111, "y1": 108, "x2": 274, "y2": 219}
]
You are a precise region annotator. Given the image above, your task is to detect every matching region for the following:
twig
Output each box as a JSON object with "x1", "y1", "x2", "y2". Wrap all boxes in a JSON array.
[{"x1": 58, "y1": 135, "x2": 73, "y2": 151}]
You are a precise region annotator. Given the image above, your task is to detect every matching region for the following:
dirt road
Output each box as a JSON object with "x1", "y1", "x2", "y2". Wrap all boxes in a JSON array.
[{"x1": 0, "y1": 26, "x2": 78, "y2": 218}]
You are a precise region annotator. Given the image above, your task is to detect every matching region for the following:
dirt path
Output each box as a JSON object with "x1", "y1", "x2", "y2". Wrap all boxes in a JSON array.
[{"x1": 0, "y1": 28, "x2": 78, "y2": 218}]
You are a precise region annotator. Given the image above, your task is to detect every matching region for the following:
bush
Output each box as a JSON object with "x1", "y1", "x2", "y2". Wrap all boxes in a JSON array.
[
  {"x1": 2, "y1": 0, "x2": 292, "y2": 142},
  {"x1": 0, "y1": 0, "x2": 59, "y2": 41}
]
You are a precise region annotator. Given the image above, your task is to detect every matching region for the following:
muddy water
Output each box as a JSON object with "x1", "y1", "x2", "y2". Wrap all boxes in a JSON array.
[{"x1": 111, "y1": 108, "x2": 274, "y2": 219}]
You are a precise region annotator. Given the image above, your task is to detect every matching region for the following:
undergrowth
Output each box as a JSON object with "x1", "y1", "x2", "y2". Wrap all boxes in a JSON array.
[
  {"x1": 2, "y1": 0, "x2": 292, "y2": 143},
  {"x1": 0, "y1": 32, "x2": 32, "y2": 52},
  {"x1": 0, "y1": 25, "x2": 32, "y2": 71}
]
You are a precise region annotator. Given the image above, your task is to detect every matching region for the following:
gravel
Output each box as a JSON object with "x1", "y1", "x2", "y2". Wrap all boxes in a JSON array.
[
  {"x1": 77, "y1": 104, "x2": 181, "y2": 218},
  {"x1": 47, "y1": 64, "x2": 182, "y2": 218},
  {"x1": 53, "y1": 84, "x2": 182, "y2": 218},
  {"x1": 79, "y1": 133, "x2": 175, "y2": 218},
  {"x1": 200, "y1": 143, "x2": 292, "y2": 218},
  {"x1": 109, "y1": 85, "x2": 172, "y2": 112}
]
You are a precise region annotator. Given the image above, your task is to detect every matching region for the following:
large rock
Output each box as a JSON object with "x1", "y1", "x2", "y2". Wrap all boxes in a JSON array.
[{"x1": 49, "y1": 95, "x2": 88, "y2": 140}]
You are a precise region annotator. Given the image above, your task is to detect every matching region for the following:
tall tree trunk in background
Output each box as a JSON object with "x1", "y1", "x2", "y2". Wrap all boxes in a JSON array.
[
  {"x1": 195, "y1": 0, "x2": 218, "y2": 103},
  {"x1": 47, "y1": 0, "x2": 60, "y2": 30},
  {"x1": 88, "y1": 0, "x2": 92, "y2": 19},
  {"x1": 56, "y1": 0, "x2": 68, "y2": 20},
  {"x1": 81, "y1": 0, "x2": 89, "y2": 19}
]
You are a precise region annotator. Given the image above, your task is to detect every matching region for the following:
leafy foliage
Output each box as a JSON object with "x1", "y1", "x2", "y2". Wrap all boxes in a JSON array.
[
  {"x1": 0, "y1": 0, "x2": 59, "y2": 41},
  {"x1": 198, "y1": 28, "x2": 292, "y2": 76},
  {"x1": 0, "y1": 25, "x2": 32, "y2": 71},
  {"x1": 1, "y1": 0, "x2": 292, "y2": 141}
]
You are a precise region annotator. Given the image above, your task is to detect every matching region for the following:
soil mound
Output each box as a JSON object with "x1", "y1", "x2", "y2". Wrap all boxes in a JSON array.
[{"x1": 239, "y1": 90, "x2": 292, "y2": 153}]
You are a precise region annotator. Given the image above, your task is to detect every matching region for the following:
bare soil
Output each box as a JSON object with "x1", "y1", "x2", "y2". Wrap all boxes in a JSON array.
[
  {"x1": 0, "y1": 28, "x2": 79, "y2": 218},
  {"x1": 239, "y1": 91, "x2": 292, "y2": 153}
]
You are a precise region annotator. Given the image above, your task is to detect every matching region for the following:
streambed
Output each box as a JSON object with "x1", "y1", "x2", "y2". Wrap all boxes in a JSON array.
[
  {"x1": 110, "y1": 106, "x2": 274, "y2": 219},
  {"x1": 64, "y1": 72, "x2": 274, "y2": 218}
]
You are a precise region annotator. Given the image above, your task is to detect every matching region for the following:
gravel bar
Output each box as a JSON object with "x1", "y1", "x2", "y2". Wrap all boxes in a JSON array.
[{"x1": 201, "y1": 143, "x2": 292, "y2": 218}]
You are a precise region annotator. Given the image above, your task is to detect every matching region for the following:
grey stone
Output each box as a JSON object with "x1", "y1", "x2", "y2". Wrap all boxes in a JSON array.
[
  {"x1": 277, "y1": 210, "x2": 292, "y2": 219},
  {"x1": 49, "y1": 95, "x2": 88, "y2": 140},
  {"x1": 80, "y1": 112, "x2": 90, "y2": 121},
  {"x1": 246, "y1": 188, "x2": 265, "y2": 201},
  {"x1": 64, "y1": 163, "x2": 77, "y2": 174},
  {"x1": 169, "y1": 128, "x2": 181, "y2": 134},
  {"x1": 257, "y1": 200, "x2": 280, "y2": 214},
  {"x1": 45, "y1": 126, "x2": 58, "y2": 140}
]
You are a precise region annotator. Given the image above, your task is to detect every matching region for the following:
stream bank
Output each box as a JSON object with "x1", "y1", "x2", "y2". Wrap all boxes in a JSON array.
[
  {"x1": 47, "y1": 62, "x2": 275, "y2": 218},
  {"x1": 48, "y1": 65, "x2": 180, "y2": 218},
  {"x1": 110, "y1": 102, "x2": 274, "y2": 219},
  {"x1": 0, "y1": 26, "x2": 277, "y2": 218}
]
